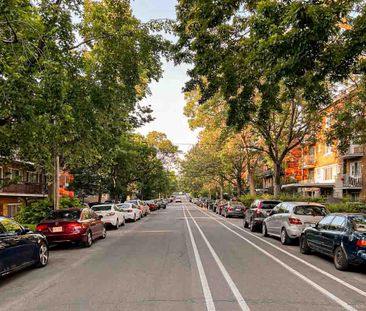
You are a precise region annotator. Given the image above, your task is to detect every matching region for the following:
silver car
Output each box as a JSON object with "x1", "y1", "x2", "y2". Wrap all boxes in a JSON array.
[{"x1": 262, "y1": 202, "x2": 329, "y2": 245}]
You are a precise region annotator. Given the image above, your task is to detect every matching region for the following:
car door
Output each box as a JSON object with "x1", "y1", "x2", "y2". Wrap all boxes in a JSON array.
[
  {"x1": 307, "y1": 215, "x2": 334, "y2": 254},
  {"x1": 89, "y1": 210, "x2": 102, "y2": 238},
  {"x1": 247, "y1": 201, "x2": 257, "y2": 222},
  {"x1": 0, "y1": 219, "x2": 35, "y2": 271},
  {"x1": 266, "y1": 204, "x2": 279, "y2": 234},
  {"x1": 321, "y1": 216, "x2": 346, "y2": 256}
]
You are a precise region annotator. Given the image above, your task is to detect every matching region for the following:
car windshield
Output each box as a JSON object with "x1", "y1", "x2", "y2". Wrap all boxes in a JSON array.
[
  {"x1": 92, "y1": 205, "x2": 112, "y2": 211},
  {"x1": 45, "y1": 210, "x2": 81, "y2": 220},
  {"x1": 119, "y1": 204, "x2": 131, "y2": 209},
  {"x1": 351, "y1": 216, "x2": 366, "y2": 232},
  {"x1": 261, "y1": 201, "x2": 281, "y2": 209},
  {"x1": 294, "y1": 205, "x2": 328, "y2": 216}
]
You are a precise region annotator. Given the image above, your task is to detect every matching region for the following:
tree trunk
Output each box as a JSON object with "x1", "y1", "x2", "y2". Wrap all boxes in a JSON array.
[
  {"x1": 273, "y1": 162, "x2": 282, "y2": 196},
  {"x1": 236, "y1": 173, "x2": 243, "y2": 197},
  {"x1": 219, "y1": 176, "x2": 224, "y2": 200},
  {"x1": 53, "y1": 155, "x2": 60, "y2": 210},
  {"x1": 248, "y1": 168, "x2": 256, "y2": 196}
]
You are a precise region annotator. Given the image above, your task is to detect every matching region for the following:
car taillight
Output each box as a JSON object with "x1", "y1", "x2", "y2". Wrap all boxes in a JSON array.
[
  {"x1": 36, "y1": 224, "x2": 48, "y2": 232},
  {"x1": 106, "y1": 212, "x2": 115, "y2": 216},
  {"x1": 65, "y1": 222, "x2": 82, "y2": 232},
  {"x1": 228, "y1": 207, "x2": 233, "y2": 211},
  {"x1": 357, "y1": 240, "x2": 366, "y2": 247},
  {"x1": 289, "y1": 217, "x2": 302, "y2": 225}
]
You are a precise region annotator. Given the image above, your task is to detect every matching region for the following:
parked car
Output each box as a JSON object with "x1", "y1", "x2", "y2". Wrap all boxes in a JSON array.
[
  {"x1": 91, "y1": 204, "x2": 125, "y2": 229},
  {"x1": 146, "y1": 200, "x2": 158, "y2": 211},
  {"x1": 36, "y1": 208, "x2": 106, "y2": 247},
  {"x1": 244, "y1": 199, "x2": 282, "y2": 232},
  {"x1": 262, "y1": 202, "x2": 329, "y2": 245},
  {"x1": 125, "y1": 200, "x2": 149, "y2": 217},
  {"x1": 0, "y1": 217, "x2": 49, "y2": 277},
  {"x1": 157, "y1": 199, "x2": 167, "y2": 209},
  {"x1": 117, "y1": 203, "x2": 141, "y2": 222},
  {"x1": 300, "y1": 213, "x2": 366, "y2": 270},
  {"x1": 215, "y1": 200, "x2": 227, "y2": 215},
  {"x1": 221, "y1": 201, "x2": 246, "y2": 218}
]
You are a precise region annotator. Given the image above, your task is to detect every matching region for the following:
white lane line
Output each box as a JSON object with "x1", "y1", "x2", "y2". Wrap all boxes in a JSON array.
[
  {"x1": 185, "y1": 207, "x2": 250, "y2": 311},
  {"x1": 183, "y1": 207, "x2": 216, "y2": 311},
  {"x1": 194, "y1": 206, "x2": 357, "y2": 311},
  {"x1": 199, "y1": 207, "x2": 366, "y2": 299}
]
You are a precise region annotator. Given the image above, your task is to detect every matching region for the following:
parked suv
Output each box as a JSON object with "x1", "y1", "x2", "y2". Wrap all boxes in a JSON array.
[
  {"x1": 300, "y1": 213, "x2": 366, "y2": 270},
  {"x1": 244, "y1": 200, "x2": 282, "y2": 232},
  {"x1": 262, "y1": 202, "x2": 329, "y2": 245},
  {"x1": 221, "y1": 201, "x2": 246, "y2": 218}
]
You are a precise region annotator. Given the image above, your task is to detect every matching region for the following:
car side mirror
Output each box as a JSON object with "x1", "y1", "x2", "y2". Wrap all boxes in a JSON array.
[{"x1": 98, "y1": 215, "x2": 103, "y2": 220}]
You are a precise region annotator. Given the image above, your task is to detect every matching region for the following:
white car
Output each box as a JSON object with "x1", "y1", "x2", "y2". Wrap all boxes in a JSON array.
[
  {"x1": 91, "y1": 204, "x2": 125, "y2": 229},
  {"x1": 117, "y1": 203, "x2": 141, "y2": 222}
]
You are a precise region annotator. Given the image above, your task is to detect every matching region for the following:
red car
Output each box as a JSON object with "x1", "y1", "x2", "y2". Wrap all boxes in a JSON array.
[
  {"x1": 146, "y1": 200, "x2": 158, "y2": 211},
  {"x1": 36, "y1": 208, "x2": 106, "y2": 247}
]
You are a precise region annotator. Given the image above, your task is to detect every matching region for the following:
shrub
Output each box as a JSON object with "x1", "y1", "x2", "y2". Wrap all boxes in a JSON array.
[
  {"x1": 326, "y1": 202, "x2": 366, "y2": 213},
  {"x1": 15, "y1": 199, "x2": 52, "y2": 224},
  {"x1": 15, "y1": 197, "x2": 83, "y2": 224},
  {"x1": 239, "y1": 193, "x2": 326, "y2": 207}
]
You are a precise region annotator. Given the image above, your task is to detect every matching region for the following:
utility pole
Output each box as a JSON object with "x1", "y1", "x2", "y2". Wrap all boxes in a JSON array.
[{"x1": 53, "y1": 155, "x2": 60, "y2": 210}]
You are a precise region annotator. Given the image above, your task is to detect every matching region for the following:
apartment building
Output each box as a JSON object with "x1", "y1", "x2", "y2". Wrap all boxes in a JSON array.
[
  {"x1": 281, "y1": 89, "x2": 366, "y2": 201},
  {"x1": 0, "y1": 160, "x2": 47, "y2": 217}
]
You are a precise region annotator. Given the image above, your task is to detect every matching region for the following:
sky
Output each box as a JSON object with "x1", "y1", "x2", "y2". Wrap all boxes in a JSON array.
[{"x1": 131, "y1": 0, "x2": 198, "y2": 154}]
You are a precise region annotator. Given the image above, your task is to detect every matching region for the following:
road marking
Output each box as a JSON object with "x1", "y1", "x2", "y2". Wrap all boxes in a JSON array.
[
  {"x1": 185, "y1": 207, "x2": 251, "y2": 311},
  {"x1": 194, "y1": 206, "x2": 357, "y2": 311},
  {"x1": 183, "y1": 207, "x2": 216, "y2": 311},
  {"x1": 199, "y1": 206, "x2": 366, "y2": 299}
]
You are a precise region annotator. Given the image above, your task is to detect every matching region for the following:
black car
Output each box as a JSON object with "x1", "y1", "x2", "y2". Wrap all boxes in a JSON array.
[
  {"x1": 244, "y1": 199, "x2": 282, "y2": 232},
  {"x1": 221, "y1": 201, "x2": 246, "y2": 218},
  {"x1": 300, "y1": 213, "x2": 366, "y2": 270},
  {"x1": 0, "y1": 217, "x2": 49, "y2": 277}
]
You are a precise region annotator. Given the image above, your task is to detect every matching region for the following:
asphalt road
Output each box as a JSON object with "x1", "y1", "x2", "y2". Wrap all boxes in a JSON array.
[{"x1": 1, "y1": 203, "x2": 366, "y2": 311}]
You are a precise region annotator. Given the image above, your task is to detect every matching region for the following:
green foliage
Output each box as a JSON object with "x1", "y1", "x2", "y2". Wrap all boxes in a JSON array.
[
  {"x1": 14, "y1": 199, "x2": 52, "y2": 225},
  {"x1": 239, "y1": 193, "x2": 326, "y2": 207},
  {"x1": 327, "y1": 202, "x2": 366, "y2": 213},
  {"x1": 14, "y1": 197, "x2": 82, "y2": 224}
]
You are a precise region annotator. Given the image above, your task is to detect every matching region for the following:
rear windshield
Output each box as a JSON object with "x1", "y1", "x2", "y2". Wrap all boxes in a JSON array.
[
  {"x1": 261, "y1": 201, "x2": 281, "y2": 209},
  {"x1": 351, "y1": 216, "x2": 366, "y2": 232},
  {"x1": 231, "y1": 202, "x2": 244, "y2": 207},
  {"x1": 118, "y1": 204, "x2": 130, "y2": 209},
  {"x1": 92, "y1": 205, "x2": 112, "y2": 211},
  {"x1": 45, "y1": 210, "x2": 81, "y2": 220},
  {"x1": 294, "y1": 206, "x2": 328, "y2": 216}
]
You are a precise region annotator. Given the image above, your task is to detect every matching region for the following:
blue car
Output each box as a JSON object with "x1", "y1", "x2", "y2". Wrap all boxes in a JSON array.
[
  {"x1": 0, "y1": 217, "x2": 49, "y2": 277},
  {"x1": 300, "y1": 213, "x2": 366, "y2": 270}
]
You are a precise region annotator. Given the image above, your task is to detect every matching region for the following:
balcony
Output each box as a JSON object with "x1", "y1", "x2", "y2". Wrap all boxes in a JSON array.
[
  {"x1": 0, "y1": 180, "x2": 47, "y2": 196},
  {"x1": 341, "y1": 174, "x2": 362, "y2": 189},
  {"x1": 341, "y1": 145, "x2": 364, "y2": 159},
  {"x1": 301, "y1": 154, "x2": 316, "y2": 168}
]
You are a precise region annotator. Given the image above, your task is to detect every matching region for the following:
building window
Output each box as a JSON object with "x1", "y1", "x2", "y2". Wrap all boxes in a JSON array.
[
  {"x1": 5, "y1": 203, "x2": 21, "y2": 218},
  {"x1": 324, "y1": 167, "x2": 333, "y2": 180},
  {"x1": 350, "y1": 162, "x2": 361, "y2": 177},
  {"x1": 324, "y1": 143, "x2": 332, "y2": 155}
]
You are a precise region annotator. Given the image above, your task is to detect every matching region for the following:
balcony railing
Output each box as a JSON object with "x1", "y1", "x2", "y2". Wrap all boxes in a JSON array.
[
  {"x1": 0, "y1": 180, "x2": 47, "y2": 195},
  {"x1": 342, "y1": 174, "x2": 362, "y2": 188},
  {"x1": 302, "y1": 154, "x2": 316, "y2": 168},
  {"x1": 342, "y1": 145, "x2": 364, "y2": 159}
]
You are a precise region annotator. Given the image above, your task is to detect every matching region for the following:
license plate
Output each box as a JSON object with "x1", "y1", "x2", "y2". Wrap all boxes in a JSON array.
[
  {"x1": 236, "y1": 208, "x2": 241, "y2": 211},
  {"x1": 52, "y1": 226, "x2": 63, "y2": 233}
]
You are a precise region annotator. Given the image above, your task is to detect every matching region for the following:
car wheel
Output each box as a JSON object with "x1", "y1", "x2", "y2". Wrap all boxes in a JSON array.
[
  {"x1": 224, "y1": 211, "x2": 228, "y2": 218},
  {"x1": 249, "y1": 219, "x2": 256, "y2": 232},
  {"x1": 334, "y1": 246, "x2": 349, "y2": 271},
  {"x1": 122, "y1": 217, "x2": 125, "y2": 226},
  {"x1": 299, "y1": 235, "x2": 311, "y2": 254},
  {"x1": 280, "y1": 228, "x2": 291, "y2": 245},
  {"x1": 262, "y1": 223, "x2": 268, "y2": 237},
  {"x1": 84, "y1": 231, "x2": 93, "y2": 247},
  {"x1": 115, "y1": 219, "x2": 120, "y2": 230},
  {"x1": 243, "y1": 219, "x2": 249, "y2": 228},
  {"x1": 36, "y1": 241, "x2": 49, "y2": 268},
  {"x1": 100, "y1": 226, "x2": 107, "y2": 239}
]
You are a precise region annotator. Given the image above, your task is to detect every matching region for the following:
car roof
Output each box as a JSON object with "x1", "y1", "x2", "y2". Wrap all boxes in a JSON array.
[{"x1": 282, "y1": 202, "x2": 325, "y2": 207}]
